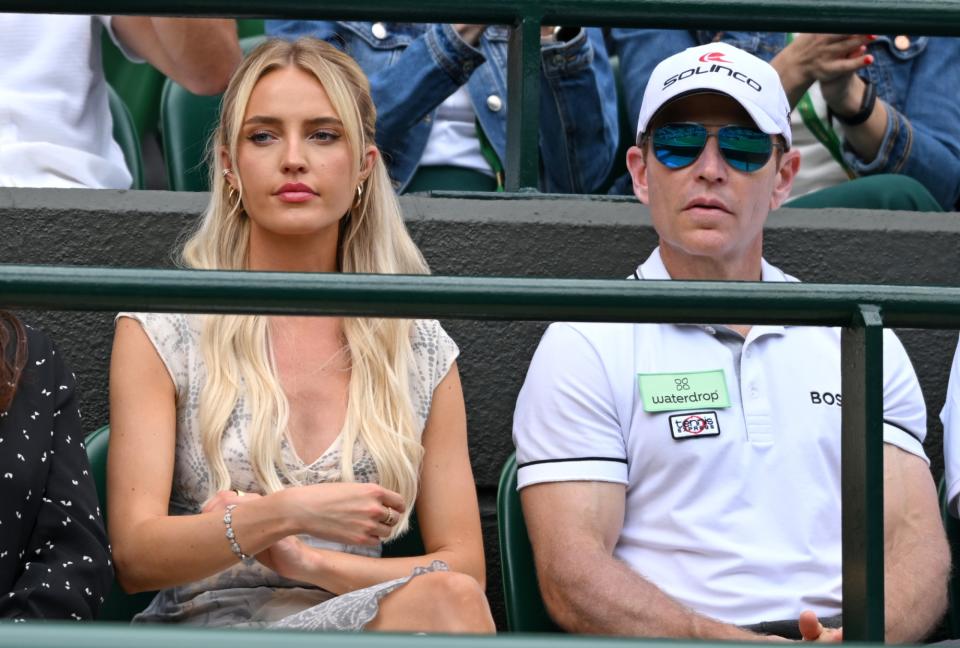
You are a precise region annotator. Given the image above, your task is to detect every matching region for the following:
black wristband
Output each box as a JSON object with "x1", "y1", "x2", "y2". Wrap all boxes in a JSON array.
[{"x1": 830, "y1": 78, "x2": 877, "y2": 127}]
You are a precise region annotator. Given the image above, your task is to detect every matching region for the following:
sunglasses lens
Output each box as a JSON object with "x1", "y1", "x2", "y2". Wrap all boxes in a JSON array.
[
  {"x1": 717, "y1": 126, "x2": 774, "y2": 172},
  {"x1": 652, "y1": 123, "x2": 707, "y2": 169},
  {"x1": 651, "y1": 123, "x2": 775, "y2": 173}
]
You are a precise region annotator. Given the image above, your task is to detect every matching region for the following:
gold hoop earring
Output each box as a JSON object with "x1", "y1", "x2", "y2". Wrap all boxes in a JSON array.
[
  {"x1": 353, "y1": 184, "x2": 363, "y2": 210},
  {"x1": 227, "y1": 185, "x2": 244, "y2": 215}
]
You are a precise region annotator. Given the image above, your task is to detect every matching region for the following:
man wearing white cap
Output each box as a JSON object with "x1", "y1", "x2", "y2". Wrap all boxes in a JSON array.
[{"x1": 512, "y1": 42, "x2": 947, "y2": 642}]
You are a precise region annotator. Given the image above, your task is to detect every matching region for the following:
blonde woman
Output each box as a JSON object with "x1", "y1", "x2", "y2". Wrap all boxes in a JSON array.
[{"x1": 108, "y1": 38, "x2": 494, "y2": 632}]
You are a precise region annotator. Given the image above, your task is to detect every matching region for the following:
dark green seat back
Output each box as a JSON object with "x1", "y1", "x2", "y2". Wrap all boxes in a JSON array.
[
  {"x1": 159, "y1": 79, "x2": 222, "y2": 192},
  {"x1": 85, "y1": 426, "x2": 157, "y2": 620},
  {"x1": 383, "y1": 512, "x2": 425, "y2": 558},
  {"x1": 161, "y1": 36, "x2": 266, "y2": 192},
  {"x1": 497, "y1": 452, "x2": 561, "y2": 632},
  {"x1": 107, "y1": 85, "x2": 145, "y2": 190}
]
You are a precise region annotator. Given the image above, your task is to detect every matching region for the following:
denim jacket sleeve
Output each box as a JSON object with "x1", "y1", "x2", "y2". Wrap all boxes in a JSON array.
[
  {"x1": 361, "y1": 24, "x2": 486, "y2": 154},
  {"x1": 536, "y1": 27, "x2": 619, "y2": 193},
  {"x1": 842, "y1": 36, "x2": 960, "y2": 209},
  {"x1": 265, "y1": 20, "x2": 486, "y2": 183}
]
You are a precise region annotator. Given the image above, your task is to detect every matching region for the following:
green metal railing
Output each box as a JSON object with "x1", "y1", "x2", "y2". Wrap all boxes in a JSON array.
[
  {"x1": 3, "y1": 0, "x2": 960, "y2": 644},
  {"x1": 0, "y1": 265, "x2": 958, "y2": 644}
]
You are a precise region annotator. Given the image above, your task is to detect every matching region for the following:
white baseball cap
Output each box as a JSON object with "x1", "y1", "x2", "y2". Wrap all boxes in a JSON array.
[{"x1": 636, "y1": 42, "x2": 792, "y2": 148}]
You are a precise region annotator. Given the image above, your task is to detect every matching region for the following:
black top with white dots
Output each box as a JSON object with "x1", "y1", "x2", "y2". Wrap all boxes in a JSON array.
[{"x1": 0, "y1": 324, "x2": 112, "y2": 620}]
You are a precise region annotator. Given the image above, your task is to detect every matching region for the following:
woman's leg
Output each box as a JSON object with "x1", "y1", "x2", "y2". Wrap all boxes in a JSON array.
[
  {"x1": 784, "y1": 174, "x2": 943, "y2": 211},
  {"x1": 367, "y1": 571, "x2": 496, "y2": 633}
]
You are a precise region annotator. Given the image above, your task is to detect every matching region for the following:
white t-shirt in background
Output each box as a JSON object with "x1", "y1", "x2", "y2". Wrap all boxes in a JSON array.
[
  {"x1": 0, "y1": 14, "x2": 140, "y2": 189},
  {"x1": 418, "y1": 85, "x2": 492, "y2": 176}
]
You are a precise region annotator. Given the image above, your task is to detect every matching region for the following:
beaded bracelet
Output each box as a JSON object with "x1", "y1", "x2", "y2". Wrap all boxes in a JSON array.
[{"x1": 223, "y1": 504, "x2": 249, "y2": 561}]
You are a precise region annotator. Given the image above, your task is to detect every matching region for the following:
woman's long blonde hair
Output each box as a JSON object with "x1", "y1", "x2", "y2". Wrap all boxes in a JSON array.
[{"x1": 181, "y1": 38, "x2": 429, "y2": 534}]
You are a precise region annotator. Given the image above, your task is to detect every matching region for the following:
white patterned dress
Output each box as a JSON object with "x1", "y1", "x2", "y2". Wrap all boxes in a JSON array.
[{"x1": 117, "y1": 312, "x2": 458, "y2": 629}]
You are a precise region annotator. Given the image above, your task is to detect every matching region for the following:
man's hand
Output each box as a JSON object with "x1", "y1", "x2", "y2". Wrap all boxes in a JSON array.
[{"x1": 798, "y1": 610, "x2": 843, "y2": 642}]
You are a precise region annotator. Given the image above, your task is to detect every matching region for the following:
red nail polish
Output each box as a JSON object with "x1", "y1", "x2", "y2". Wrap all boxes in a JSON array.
[
  {"x1": 868, "y1": 34, "x2": 878, "y2": 40},
  {"x1": 864, "y1": 54, "x2": 874, "y2": 64}
]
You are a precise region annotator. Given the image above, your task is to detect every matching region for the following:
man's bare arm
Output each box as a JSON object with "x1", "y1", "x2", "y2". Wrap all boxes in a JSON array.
[
  {"x1": 112, "y1": 17, "x2": 241, "y2": 95},
  {"x1": 521, "y1": 480, "x2": 766, "y2": 639},
  {"x1": 882, "y1": 445, "x2": 950, "y2": 643}
]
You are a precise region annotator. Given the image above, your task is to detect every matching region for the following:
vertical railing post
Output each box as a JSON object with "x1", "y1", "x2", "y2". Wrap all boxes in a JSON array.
[
  {"x1": 840, "y1": 304, "x2": 885, "y2": 642},
  {"x1": 505, "y1": 13, "x2": 541, "y2": 192}
]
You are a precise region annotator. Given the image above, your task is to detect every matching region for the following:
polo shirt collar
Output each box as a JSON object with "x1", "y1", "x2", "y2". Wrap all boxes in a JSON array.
[{"x1": 631, "y1": 247, "x2": 794, "y2": 335}]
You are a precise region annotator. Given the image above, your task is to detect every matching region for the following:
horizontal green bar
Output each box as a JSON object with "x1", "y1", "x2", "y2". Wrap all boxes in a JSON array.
[
  {"x1": 2, "y1": 265, "x2": 960, "y2": 328},
  {"x1": 0, "y1": 623, "x2": 819, "y2": 648},
  {"x1": 6, "y1": 0, "x2": 960, "y2": 35}
]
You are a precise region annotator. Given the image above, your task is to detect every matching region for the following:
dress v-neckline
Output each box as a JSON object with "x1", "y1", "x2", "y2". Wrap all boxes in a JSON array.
[{"x1": 285, "y1": 429, "x2": 345, "y2": 470}]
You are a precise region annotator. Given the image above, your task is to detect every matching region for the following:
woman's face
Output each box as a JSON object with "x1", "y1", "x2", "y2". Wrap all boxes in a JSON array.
[{"x1": 228, "y1": 65, "x2": 373, "y2": 250}]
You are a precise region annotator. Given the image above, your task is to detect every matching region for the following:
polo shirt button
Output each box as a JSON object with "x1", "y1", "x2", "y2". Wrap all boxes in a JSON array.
[
  {"x1": 486, "y1": 94, "x2": 503, "y2": 112},
  {"x1": 894, "y1": 35, "x2": 910, "y2": 50},
  {"x1": 371, "y1": 22, "x2": 387, "y2": 40}
]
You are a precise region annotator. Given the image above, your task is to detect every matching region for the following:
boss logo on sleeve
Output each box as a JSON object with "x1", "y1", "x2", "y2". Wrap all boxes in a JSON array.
[{"x1": 669, "y1": 411, "x2": 721, "y2": 440}]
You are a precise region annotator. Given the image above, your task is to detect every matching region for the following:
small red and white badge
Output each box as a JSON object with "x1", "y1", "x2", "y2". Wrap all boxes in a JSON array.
[{"x1": 669, "y1": 411, "x2": 721, "y2": 440}]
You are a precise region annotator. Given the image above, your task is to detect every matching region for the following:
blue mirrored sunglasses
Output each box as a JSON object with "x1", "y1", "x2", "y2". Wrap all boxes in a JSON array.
[{"x1": 649, "y1": 122, "x2": 783, "y2": 173}]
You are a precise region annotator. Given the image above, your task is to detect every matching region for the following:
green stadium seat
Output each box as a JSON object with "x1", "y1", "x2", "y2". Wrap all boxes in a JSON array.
[
  {"x1": 161, "y1": 35, "x2": 266, "y2": 192},
  {"x1": 497, "y1": 452, "x2": 562, "y2": 632},
  {"x1": 84, "y1": 423, "x2": 424, "y2": 620},
  {"x1": 107, "y1": 85, "x2": 145, "y2": 190},
  {"x1": 101, "y1": 33, "x2": 165, "y2": 142},
  {"x1": 84, "y1": 425, "x2": 157, "y2": 620}
]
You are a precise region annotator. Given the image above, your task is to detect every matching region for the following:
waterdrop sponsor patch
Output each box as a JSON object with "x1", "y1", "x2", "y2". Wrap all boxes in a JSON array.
[{"x1": 638, "y1": 370, "x2": 730, "y2": 412}]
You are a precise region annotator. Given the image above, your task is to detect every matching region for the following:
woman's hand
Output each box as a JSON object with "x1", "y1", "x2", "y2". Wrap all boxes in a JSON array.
[
  {"x1": 453, "y1": 24, "x2": 487, "y2": 47},
  {"x1": 282, "y1": 482, "x2": 405, "y2": 547},
  {"x1": 203, "y1": 483, "x2": 402, "y2": 547},
  {"x1": 256, "y1": 535, "x2": 314, "y2": 581},
  {"x1": 773, "y1": 34, "x2": 875, "y2": 108},
  {"x1": 201, "y1": 489, "x2": 261, "y2": 513}
]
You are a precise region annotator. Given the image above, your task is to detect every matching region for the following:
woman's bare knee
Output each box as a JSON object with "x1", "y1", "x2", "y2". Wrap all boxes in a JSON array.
[{"x1": 369, "y1": 570, "x2": 495, "y2": 633}]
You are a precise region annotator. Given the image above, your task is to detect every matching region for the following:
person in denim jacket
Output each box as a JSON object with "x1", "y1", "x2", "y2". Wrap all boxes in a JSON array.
[
  {"x1": 266, "y1": 21, "x2": 619, "y2": 194},
  {"x1": 772, "y1": 34, "x2": 960, "y2": 210},
  {"x1": 606, "y1": 30, "x2": 785, "y2": 195}
]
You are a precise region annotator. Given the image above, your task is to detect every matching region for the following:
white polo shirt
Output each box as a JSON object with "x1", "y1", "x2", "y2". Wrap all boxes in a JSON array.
[
  {"x1": 0, "y1": 14, "x2": 138, "y2": 189},
  {"x1": 513, "y1": 248, "x2": 927, "y2": 626},
  {"x1": 940, "y1": 336, "x2": 960, "y2": 517}
]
